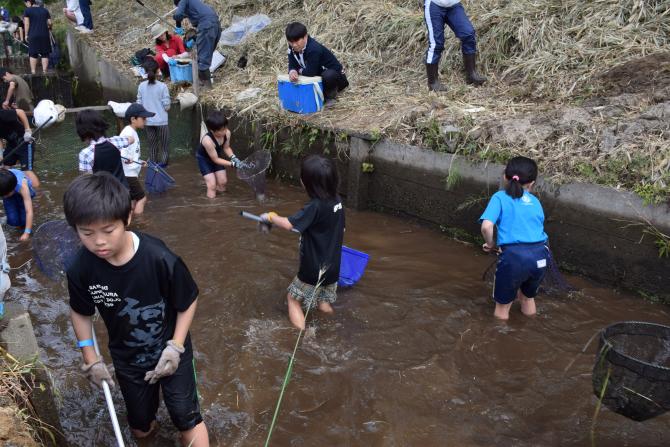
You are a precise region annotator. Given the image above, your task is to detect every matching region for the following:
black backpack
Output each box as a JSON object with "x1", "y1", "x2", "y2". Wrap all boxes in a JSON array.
[{"x1": 131, "y1": 48, "x2": 155, "y2": 66}]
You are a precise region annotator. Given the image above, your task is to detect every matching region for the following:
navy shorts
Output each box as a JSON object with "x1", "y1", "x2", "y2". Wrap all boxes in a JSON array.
[
  {"x1": 2, "y1": 184, "x2": 36, "y2": 227},
  {"x1": 493, "y1": 242, "x2": 549, "y2": 304},
  {"x1": 196, "y1": 154, "x2": 225, "y2": 176},
  {"x1": 2, "y1": 142, "x2": 33, "y2": 171},
  {"x1": 114, "y1": 351, "x2": 202, "y2": 433}
]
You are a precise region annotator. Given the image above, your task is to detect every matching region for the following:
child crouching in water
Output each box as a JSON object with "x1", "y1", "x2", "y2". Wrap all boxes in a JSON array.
[
  {"x1": 0, "y1": 169, "x2": 35, "y2": 241},
  {"x1": 480, "y1": 156, "x2": 549, "y2": 320},
  {"x1": 65, "y1": 172, "x2": 209, "y2": 446},
  {"x1": 195, "y1": 110, "x2": 243, "y2": 198},
  {"x1": 259, "y1": 155, "x2": 345, "y2": 329}
]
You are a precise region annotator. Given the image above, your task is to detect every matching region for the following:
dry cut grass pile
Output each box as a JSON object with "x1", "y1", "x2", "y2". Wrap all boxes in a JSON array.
[
  {"x1": 0, "y1": 347, "x2": 49, "y2": 446},
  {"x1": 74, "y1": 0, "x2": 670, "y2": 195}
]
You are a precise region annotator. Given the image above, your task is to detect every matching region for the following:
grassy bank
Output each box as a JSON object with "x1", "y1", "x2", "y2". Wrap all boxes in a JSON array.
[{"x1": 72, "y1": 0, "x2": 670, "y2": 200}]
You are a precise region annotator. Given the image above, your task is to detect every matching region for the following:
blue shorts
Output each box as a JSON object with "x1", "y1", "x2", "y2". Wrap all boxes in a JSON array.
[
  {"x1": 493, "y1": 242, "x2": 549, "y2": 304},
  {"x1": 196, "y1": 154, "x2": 225, "y2": 176},
  {"x1": 2, "y1": 186, "x2": 35, "y2": 228}
]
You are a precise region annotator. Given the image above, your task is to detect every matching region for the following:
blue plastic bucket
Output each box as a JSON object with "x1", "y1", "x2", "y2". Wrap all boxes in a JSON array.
[
  {"x1": 338, "y1": 246, "x2": 369, "y2": 287},
  {"x1": 169, "y1": 62, "x2": 193, "y2": 84}
]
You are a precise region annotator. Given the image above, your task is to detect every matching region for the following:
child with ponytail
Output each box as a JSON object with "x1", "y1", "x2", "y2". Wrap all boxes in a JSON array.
[
  {"x1": 137, "y1": 59, "x2": 171, "y2": 167},
  {"x1": 479, "y1": 156, "x2": 549, "y2": 320}
]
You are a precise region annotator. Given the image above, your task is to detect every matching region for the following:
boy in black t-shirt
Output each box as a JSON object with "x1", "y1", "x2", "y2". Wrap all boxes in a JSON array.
[
  {"x1": 259, "y1": 155, "x2": 345, "y2": 330},
  {"x1": 64, "y1": 172, "x2": 209, "y2": 446}
]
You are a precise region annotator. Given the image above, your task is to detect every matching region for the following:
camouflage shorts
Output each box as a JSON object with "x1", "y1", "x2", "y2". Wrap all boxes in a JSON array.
[{"x1": 287, "y1": 276, "x2": 337, "y2": 309}]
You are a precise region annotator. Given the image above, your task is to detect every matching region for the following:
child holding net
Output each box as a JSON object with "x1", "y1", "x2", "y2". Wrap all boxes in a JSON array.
[
  {"x1": 65, "y1": 172, "x2": 209, "y2": 446},
  {"x1": 195, "y1": 110, "x2": 243, "y2": 198},
  {"x1": 479, "y1": 156, "x2": 549, "y2": 320},
  {"x1": 258, "y1": 155, "x2": 345, "y2": 329},
  {"x1": 120, "y1": 103, "x2": 155, "y2": 215}
]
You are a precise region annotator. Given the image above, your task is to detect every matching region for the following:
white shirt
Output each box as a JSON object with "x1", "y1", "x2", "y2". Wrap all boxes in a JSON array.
[{"x1": 119, "y1": 126, "x2": 141, "y2": 177}]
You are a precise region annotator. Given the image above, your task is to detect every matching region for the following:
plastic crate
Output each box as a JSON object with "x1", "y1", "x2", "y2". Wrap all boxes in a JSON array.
[
  {"x1": 277, "y1": 74, "x2": 323, "y2": 114},
  {"x1": 169, "y1": 61, "x2": 193, "y2": 84}
]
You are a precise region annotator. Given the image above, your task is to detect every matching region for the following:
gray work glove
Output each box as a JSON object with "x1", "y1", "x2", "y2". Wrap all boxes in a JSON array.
[
  {"x1": 230, "y1": 155, "x2": 242, "y2": 169},
  {"x1": 81, "y1": 357, "x2": 115, "y2": 389},
  {"x1": 143, "y1": 340, "x2": 185, "y2": 385},
  {"x1": 23, "y1": 130, "x2": 33, "y2": 143},
  {"x1": 257, "y1": 212, "x2": 273, "y2": 234}
]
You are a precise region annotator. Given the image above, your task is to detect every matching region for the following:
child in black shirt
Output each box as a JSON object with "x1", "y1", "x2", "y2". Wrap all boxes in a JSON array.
[
  {"x1": 76, "y1": 109, "x2": 134, "y2": 188},
  {"x1": 64, "y1": 172, "x2": 209, "y2": 446},
  {"x1": 259, "y1": 155, "x2": 345, "y2": 329}
]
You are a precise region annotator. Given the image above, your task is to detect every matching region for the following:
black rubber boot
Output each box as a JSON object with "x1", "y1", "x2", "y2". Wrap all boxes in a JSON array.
[
  {"x1": 198, "y1": 69, "x2": 212, "y2": 90},
  {"x1": 426, "y1": 63, "x2": 448, "y2": 92},
  {"x1": 463, "y1": 53, "x2": 487, "y2": 86}
]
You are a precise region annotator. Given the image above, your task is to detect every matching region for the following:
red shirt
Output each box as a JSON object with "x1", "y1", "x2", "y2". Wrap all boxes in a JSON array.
[{"x1": 154, "y1": 35, "x2": 186, "y2": 71}]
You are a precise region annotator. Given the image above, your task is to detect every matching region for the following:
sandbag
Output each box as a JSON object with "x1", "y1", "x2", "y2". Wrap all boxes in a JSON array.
[
  {"x1": 107, "y1": 101, "x2": 132, "y2": 118},
  {"x1": 176, "y1": 92, "x2": 198, "y2": 111},
  {"x1": 33, "y1": 100, "x2": 63, "y2": 128}
]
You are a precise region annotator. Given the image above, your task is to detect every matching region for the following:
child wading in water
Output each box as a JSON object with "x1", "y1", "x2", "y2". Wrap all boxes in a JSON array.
[
  {"x1": 65, "y1": 172, "x2": 209, "y2": 446},
  {"x1": 0, "y1": 169, "x2": 35, "y2": 241},
  {"x1": 480, "y1": 156, "x2": 549, "y2": 320},
  {"x1": 259, "y1": 155, "x2": 345, "y2": 329},
  {"x1": 195, "y1": 110, "x2": 243, "y2": 198},
  {"x1": 77, "y1": 109, "x2": 135, "y2": 188},
  {"x1": 138, "y1": 59, "x2": 171, "y2": 167},
  {"x1": 120, "y1": 103, "x2": 154, "y2": 215}
]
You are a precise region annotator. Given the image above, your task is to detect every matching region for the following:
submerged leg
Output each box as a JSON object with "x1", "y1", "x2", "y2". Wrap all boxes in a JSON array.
[
  {"x1": 203, "y1": 173, "x2": 217, "y2": 198},
  {"x1": 318, "y1": 301, "x2": 334, "y2": 314},
  {"x1": 518, "y1": 290, "x2": 536, "y2": 317},
  {"x1": 494, "y1": 302, "x2": 512, "y2": 320},
  {"x1": 180, "y1": 421, "x2": 209, "y2": 447},
  {"x1": 287, "y1": 293, "x2": 306, "y2": 330}
]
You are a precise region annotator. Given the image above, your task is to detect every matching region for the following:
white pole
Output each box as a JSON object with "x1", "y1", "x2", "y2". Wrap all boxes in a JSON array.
[{"x1": 91, "y1": 327, "x2": 126, "y2": 447}]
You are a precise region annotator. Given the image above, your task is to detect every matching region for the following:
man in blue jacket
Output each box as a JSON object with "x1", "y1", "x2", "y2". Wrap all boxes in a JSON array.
[
  {"x1": 173, "y1": 0, "x2": 221, "y2": 89},
  {"x1": 286, "y1": 22, "x2": 348, "y2": 107}
]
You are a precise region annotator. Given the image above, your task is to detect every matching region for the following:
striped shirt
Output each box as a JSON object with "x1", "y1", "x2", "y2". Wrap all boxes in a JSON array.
[{"x1": 78, "y1": 136, "x2": 130, "y2": 172}]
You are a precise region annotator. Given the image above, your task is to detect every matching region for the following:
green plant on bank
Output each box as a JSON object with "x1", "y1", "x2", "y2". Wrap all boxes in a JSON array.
[
  {"x1": 456, "y1": 193, "x2": 489, "y2": 211},
  {"x1": 419, "y1": 118, "x2": 448, "y2": 152},
  {"x1": 279, "y1": 125, "x2": 321, "y2": 157},
  {"x1": 444, "y1": 164, "x2": 461, "y2": 191},
  {"x1": 440, "y1": 225, "x2": 484, "y2": 246},
  {"x1": 633, "y1": 183, "x2": 670, "y2": 207}
]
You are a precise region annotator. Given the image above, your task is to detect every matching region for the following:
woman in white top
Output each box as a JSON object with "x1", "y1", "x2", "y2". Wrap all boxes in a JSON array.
[{"x1": 137, "y1": 59, "x2": 171, "y2": 166}]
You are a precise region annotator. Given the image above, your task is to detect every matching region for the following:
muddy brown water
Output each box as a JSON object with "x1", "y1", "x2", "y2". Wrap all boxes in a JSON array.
[{"x1": 4, "y1": 157, "x2": 669, "y2": 446}]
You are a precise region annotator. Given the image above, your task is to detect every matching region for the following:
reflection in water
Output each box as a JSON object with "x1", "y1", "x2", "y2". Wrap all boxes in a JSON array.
[{"x1": 4, "y1": 158, "x2": 669, "y2": 446}]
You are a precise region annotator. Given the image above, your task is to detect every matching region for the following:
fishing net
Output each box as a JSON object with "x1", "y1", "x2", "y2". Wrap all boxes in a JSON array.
[
  {"x1": 592, "y1": 321, "x2": 670, "y2": 421},
  {"x1": 144, "y1": 161, "x2": 175, "y2": 194},
  {"x1": 32, "y1": 220, "x2": 81, "y2": 280},
  {"x1": 482, "y1": 245, "x2": 576, "y2": 296},
  {"x1": 236, "y1": 151, "x2": 272, "y2": 201}
]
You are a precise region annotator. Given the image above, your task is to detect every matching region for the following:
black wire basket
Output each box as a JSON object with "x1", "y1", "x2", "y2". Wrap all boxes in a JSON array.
[{"x1": 592, "y1": 321, "x2": 670, "y2": 421}]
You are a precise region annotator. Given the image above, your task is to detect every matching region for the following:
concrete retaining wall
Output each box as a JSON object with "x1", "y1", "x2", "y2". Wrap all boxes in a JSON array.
[
  {"x1": 219, "y1": 113, "x2": 670, "y2": 300},
  {"x1": 66, "y1": 31, "x2": 136, "y2": 103}
]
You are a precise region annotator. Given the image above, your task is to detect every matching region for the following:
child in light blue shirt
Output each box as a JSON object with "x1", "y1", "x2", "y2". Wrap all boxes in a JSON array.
[{"x1": 480, "y1": 156, "x2": 549, "y2": 320}]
